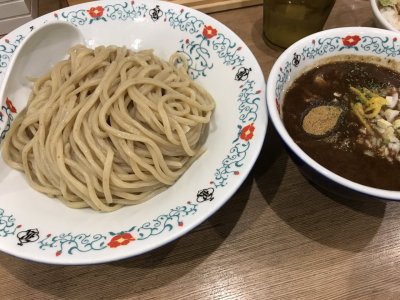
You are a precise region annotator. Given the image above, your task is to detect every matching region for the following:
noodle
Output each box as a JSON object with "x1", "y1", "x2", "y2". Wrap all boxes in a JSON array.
[{"x1": 2, "y1": 45, "x2": 215, "y2": 212}]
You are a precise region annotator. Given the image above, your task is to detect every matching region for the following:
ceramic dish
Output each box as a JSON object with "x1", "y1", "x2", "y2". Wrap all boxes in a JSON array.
[
  {"x1": 371, "y1": 0, "x2": 400, "y2": 31},
  {"x1": 267, "y1": 26, "x2": 400, "y2": 202},
  {"x1": 0, "y1": 0, "x2": 267, "y2": 265}
]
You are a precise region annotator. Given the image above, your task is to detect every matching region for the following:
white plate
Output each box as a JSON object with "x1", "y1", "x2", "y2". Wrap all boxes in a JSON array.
[{"x1": 0, "y1": 0, "x2": 267, "y2": 265}]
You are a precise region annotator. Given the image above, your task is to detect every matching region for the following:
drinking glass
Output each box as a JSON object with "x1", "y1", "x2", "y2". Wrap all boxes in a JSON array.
[{"x1": 263, "y1": 0, "x2": 336, "y2": 49}]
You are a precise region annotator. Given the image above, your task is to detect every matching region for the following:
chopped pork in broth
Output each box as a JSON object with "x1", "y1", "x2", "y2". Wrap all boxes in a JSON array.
[{"x1": 283, "y1": 60, "x2": 400, "y2": 190}]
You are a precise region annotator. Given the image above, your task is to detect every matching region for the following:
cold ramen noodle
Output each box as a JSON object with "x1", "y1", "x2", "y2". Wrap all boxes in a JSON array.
[
  {"x1": 2, "y1": 45, "x2": 215, "y2": 212},
  {"x1": 283, "y1": 55, "x2": 400, "y2": 190}
]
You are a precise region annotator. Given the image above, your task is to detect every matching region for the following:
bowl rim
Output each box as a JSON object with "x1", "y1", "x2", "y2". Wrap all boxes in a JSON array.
[
  {"x1": 267, "y1": 26, "x2": 400, "y2": 201},
  {"x1": 371, "y1": 0, "x2": 400, "y2": 32}
]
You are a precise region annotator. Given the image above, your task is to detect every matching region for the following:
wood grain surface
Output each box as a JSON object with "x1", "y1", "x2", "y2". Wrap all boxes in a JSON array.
[
  {"x1": 2, "y1": 0, "x2": 400, "y2": 299},
  {"x1": 66, "y1": 0, "x2": 263, "y2": 13}
]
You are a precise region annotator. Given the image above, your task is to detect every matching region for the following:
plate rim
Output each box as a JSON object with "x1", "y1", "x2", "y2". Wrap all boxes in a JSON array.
[{"x1": 0, "y1": 0, "x2": 268, "y2": 265}]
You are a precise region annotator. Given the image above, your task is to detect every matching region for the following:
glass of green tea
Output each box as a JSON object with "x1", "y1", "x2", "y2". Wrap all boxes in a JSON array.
[{"x1": 263, "y1": 0, "x2": 336, "y2": 49}]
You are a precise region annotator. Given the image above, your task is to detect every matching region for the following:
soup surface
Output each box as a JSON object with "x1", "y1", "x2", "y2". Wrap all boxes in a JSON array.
[{"x1": 283, "y1": 60, "x2": 400, "y2": 190}]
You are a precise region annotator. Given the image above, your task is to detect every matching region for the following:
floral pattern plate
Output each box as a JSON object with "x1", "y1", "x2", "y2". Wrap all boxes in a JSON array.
[{"x1": 0, "y1": 0, "x2": 267, "y2": 264}]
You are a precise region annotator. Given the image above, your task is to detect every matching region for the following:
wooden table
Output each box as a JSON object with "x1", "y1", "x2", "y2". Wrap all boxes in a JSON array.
[
  {"x1": 66, "y1": 0, "x2": 263, "y2": 13},
  {"x1": 2, "y1": 0, "x2": 399, "y2": 299}
]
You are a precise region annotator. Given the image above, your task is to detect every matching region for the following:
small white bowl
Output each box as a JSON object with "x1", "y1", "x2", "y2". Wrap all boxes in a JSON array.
[
  {"x1": 371, "y1": 0, "x2": 400, "y2": 31},
  {"x1": 267, "y1": 26, "x2": 400, "y2": 201}
]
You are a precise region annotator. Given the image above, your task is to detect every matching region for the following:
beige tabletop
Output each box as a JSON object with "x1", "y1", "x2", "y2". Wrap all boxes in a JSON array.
[{"x1": 2, "y1": 0, "x2": 399, "y2": 299}]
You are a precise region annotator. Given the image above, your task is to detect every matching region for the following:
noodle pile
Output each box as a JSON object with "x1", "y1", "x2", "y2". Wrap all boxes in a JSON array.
[{"x1": 2, "y1": 45, "x2": 215, "y2": 212}]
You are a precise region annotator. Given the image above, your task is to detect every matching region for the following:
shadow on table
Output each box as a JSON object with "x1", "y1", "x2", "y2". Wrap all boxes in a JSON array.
[
  {"x1": 252, "y1": 121, "x2": 288, "y2": 201},
  {"x1": 0, "y1": 174, "x2": 254, "y2": 299},
  {"x1": 255, "y1": 125, "x2": 386, "y2": 253},
  {"x1": 246, "y1": 0, "x2": 386, "y2": 254}
]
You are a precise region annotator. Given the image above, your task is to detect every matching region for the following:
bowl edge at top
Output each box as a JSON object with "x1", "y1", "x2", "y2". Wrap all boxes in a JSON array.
[
  {"x1": 267, "y1": 26, "x2": 400, "y2": 201},
  {"x1": 370, "y1": 0, "x2": 400, "y2": 32}
]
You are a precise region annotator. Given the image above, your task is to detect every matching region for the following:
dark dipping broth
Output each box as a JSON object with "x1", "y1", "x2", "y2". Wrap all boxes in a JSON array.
[{"x1": 283, "y1": 57, "x2": 400, "y2": 190}]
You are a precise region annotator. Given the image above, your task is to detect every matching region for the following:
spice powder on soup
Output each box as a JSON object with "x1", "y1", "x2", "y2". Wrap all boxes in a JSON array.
[
  {"x1": 282, "y1": 59, "x2": 400, "y2": 190},
  {"x1": 302, "y1": 105, "x2": 343, "y2": 136}
]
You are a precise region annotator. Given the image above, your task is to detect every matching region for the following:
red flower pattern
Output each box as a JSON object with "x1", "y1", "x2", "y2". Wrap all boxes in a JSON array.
[
  {"x1": 107, "y1": 233, "x2": 135, "y2": 248},
  {"x1": 240, "y1": 123, "x2": 255, "y2": 141},
  {"x1": 342, "y1": 35, "x2": 361, "y2": 47},
  {"x1": 87, "y1": 6, "x2": 104, "y2": 18},
  {"x1": 203, "y1": 25, "x2": 217, "y2": 39},
  {"x1": 6, "y1": 98, "x2": 16, "y2": 113}
]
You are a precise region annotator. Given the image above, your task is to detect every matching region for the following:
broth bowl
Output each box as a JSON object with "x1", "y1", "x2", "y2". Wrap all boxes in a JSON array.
[{"x1": 267, "y1": 26, "x2": 400, "y2": 201}]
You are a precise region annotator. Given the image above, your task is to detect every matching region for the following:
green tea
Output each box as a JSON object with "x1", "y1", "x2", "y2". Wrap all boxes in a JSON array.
[{"x1": 263, "y1": 0, "x2": 335, "y2": 49}]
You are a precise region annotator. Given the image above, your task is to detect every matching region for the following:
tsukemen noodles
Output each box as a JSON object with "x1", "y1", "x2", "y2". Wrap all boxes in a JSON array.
[{"x1": 2, "y1": 45, "x2": 215, "y2": 212}]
